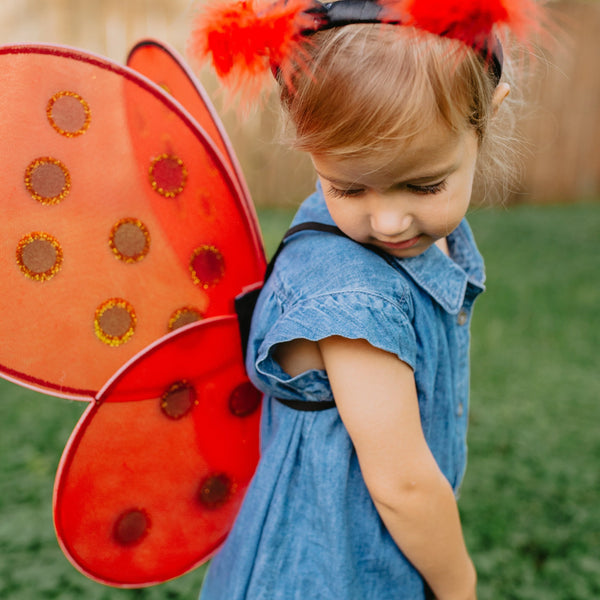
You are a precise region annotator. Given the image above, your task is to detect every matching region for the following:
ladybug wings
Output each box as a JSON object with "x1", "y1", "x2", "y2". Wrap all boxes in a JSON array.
[{"x1": 0, "y1": 41, "x2": 266, "y2": 586}]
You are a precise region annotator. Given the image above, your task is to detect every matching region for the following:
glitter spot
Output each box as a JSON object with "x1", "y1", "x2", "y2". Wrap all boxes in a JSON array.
[
  {"x1": 189, "y1": 246, "x2": 224, "y2": 289},
  {"x1": 229, "y1": 382, "x2": 261, "y2": 417},
  {"x1": 94, "y1": 299, "x2": 136, "y2": 346},
  {"x1": 47, "y1": 91, "x2": 91, "y2": 137},
  {"x1": 149, "y1": 154, "x2": 187, "y2": 197},
  {"x1": 25, "y1": 157, "x2": 70, "y2": 205},
  {"x1": 168, "y1": 307, "x2": 204, "y2": 332},
  {"x1": 16, "y1": 232, "x2": 63, "y2": 281},
  {"x1": 113, "y1": 509, "x2": 150, "y2": 546},
  {"x1": 198, "y1": 474, "x2": 232, "y2": 509},
  {"x1": 160, "y1": 381, "x2": 197, "y2": 420},
  {"x1": 109, "y1": 218, "x2": 151, "y2": 263}
]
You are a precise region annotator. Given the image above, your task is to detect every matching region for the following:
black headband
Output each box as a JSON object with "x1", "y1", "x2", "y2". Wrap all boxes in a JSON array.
[{"x1": 302, "y1": 0, "x2": 504, "y2": 84}]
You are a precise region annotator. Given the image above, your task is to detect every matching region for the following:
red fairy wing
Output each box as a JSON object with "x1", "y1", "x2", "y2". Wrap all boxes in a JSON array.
[
  {"x1": 54, "y1": 315, "x2": 262, "y2": 587},
  {"x1": 126, "y1": 39, "x2": 253, "y2": 212},
  {"x1": 0, "y1": 44, "x2": 266, "y2": 400}
]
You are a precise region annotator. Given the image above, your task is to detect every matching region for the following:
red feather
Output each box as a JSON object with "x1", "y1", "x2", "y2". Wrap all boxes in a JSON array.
[
  {"x1": 191, "y1": 0, "x2": 317, "y2": 95},
  {"x1": 192, "y1": 0, "x2": 544, "y2": 98},
  {"x1": 385, "y1": 0, "x2": 542, "y2": 48}
]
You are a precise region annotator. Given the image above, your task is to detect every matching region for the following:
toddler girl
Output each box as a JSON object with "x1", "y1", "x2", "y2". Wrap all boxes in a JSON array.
[{"x1": 193, "y1": 1, "x2": 541, "y2": 598}]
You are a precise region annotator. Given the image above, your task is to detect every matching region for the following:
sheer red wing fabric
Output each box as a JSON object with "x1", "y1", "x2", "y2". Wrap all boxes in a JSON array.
[
  {"x1": 55, "y1": 316, "x2": 262, "y2": 586},
  {"x1": 0, "y1": 41, "x2": 265, "y2": 586},
  {"x1": 125, "y1": 39, "x2": 258, "y2": 236},
  {"x1": 0, "y1": 42, "x2": 265, "y2": 398}
]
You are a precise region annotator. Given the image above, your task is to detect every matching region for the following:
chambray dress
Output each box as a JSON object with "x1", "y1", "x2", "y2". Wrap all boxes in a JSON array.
[{"x1": 200, "y1": 186, "x2": 485, "y2": 599}]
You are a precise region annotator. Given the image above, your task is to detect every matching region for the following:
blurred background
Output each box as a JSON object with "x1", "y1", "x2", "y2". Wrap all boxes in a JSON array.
[
  {"x1": 0, "y1": 0, "x2": 599, "y2": 207},
  {"x1": 0, "y1": 1, "x2": 598, "y2": 599}
]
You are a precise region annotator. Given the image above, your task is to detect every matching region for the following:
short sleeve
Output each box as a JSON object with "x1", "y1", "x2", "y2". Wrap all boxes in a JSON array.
[{"x1": 251, "y1": 289, "x2": 417, "y2": 403}]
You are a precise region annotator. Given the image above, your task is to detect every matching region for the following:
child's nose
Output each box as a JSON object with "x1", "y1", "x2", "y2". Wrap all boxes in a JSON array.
[{"x1": 369, "y1": 199, "x2": 413, "y2": 237}]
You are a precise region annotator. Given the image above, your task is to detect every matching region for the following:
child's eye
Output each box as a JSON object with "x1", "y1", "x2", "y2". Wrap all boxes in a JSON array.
[
  {"x1": 328, "y1": 185, "x2": 365, "y2": 199},
  {"x1": 406, "y1": 180, "x2": 448, "y2": 195}
]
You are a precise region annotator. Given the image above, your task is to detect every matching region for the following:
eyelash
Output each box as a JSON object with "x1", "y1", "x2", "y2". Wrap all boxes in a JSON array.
[
  {"x1": 328, "y1": 186, "x2": 365, "y2": 199},
  {"x1": 407, "y1": 180, "x2": 449, "y2": 195},
  {"x1": 328, "y1": 179, "x2": 448, "y2": 199}
]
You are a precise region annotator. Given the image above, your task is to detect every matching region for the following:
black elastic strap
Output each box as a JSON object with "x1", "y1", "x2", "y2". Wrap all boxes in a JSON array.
[
  {"x1": 234, "y1": 285, "x2": 262, "y2": 365},
  {"x1": 277, "y1": 398, "x2": 337, "y2": 411}
]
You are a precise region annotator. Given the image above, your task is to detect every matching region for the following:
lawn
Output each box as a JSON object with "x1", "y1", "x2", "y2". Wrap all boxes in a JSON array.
[{"x1": 0, "y1": 202, "x2": 598, "y2": 599}]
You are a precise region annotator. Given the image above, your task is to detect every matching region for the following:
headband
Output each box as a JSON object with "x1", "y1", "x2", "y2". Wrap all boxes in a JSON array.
[
  {"x1": 192, "y1": 0, "x2": 540, "y2": 94},
  {"x1": 305, "y1": 0, "x2": 504, "y2": 83}
]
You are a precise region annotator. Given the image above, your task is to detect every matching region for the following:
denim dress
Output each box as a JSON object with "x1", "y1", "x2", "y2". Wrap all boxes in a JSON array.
[{"x1": 200, "y1": 186, "x2": 485, "y2": 599}]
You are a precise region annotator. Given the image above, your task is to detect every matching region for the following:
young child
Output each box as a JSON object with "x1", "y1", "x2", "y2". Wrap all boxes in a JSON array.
[{"x1": 193, "y1": 1, "x2": 541, "y2": 598}]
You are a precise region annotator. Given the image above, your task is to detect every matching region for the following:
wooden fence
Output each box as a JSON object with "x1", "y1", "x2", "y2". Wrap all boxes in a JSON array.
[
  {"x1": 0, "y1": 0, "x2": 598, "y2": 205},
  {"x1": 516, "y1": 0, "x2": 600, "y2": 203}
]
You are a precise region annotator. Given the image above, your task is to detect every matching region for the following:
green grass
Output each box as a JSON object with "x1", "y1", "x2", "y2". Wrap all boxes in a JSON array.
[
  {"x1": 462, "y1": 203, "x2": 600, "y2": 599},
  {"x1": 0, "y1": 203, "x2": 598, "y2": 598}
]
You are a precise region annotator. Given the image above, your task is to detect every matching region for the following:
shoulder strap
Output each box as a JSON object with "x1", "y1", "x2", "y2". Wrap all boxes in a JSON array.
[
  {"x1": 235, "y1": 222, "x2": 346, "y2": 362},
  {"x1": 262, "y1": 221, "x2": 347, "y2": 283}
]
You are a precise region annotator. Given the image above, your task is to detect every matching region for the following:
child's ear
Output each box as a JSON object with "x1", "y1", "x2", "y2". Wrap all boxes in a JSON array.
[{"x1": 492, "y1": 83, "x2": 511, "y2": 116}]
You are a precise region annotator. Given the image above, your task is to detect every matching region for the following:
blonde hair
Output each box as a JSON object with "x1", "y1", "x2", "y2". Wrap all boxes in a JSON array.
[{"x1": 278, "y1": 24, "x2": 520, "y2": 199}]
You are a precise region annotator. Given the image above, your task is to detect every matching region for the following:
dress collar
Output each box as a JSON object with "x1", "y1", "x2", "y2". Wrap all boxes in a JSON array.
[
  {"x1": 297, "y1": 185, "x2": 486, "y2": 314},
  {"x1": 394, "y1": 221, "x2": 485, "y2": 315}
]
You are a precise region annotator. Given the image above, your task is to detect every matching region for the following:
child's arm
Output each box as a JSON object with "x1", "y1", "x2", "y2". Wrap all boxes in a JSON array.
[{"x1": 319, "y1": 336, "x2": 477, "y2": 600}]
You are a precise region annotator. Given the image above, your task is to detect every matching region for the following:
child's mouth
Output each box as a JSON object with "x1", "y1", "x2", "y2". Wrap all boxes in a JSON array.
[{"x1": 379, "y1": 235, "x2": 422, "y2": 250}]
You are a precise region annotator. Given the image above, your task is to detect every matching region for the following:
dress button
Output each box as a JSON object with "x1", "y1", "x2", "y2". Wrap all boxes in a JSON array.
[
  {"x1": 457, "y1": 403, "x2": 464, "y2": 417},
  {"x1": 457, "y1": 310, "x2": 468, "y2": 326}
]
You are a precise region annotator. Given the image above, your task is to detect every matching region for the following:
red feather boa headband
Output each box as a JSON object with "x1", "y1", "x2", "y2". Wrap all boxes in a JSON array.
[{"x1": 191, "y1": 0, "x2": 542, "y2": 94}]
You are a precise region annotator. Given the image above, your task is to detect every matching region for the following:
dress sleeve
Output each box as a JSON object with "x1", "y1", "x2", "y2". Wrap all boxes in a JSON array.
[{"x1": 251, "y1": 288, "x2": 417, "y2": 403}]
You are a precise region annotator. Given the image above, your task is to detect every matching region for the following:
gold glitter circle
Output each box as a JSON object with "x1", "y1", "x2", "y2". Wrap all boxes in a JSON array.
[
  {"x1": 47, "y1": 91, "x2": 91, "y2": 137},
  {"x1": 167, "y1": 307, "x2": 204, "y2": 332},
  {"x1": 94, "y1": 298, "x2": 137, "y2": 347},
  {"x1": 109, "y1": 218, "x2": 151, "y2": 263},
  {"x1": 189, "y1": 245, "x2": 225, "y2": 289},
  {"x1": 160, "y1": 380, "x2": 198, "y2": 420},
  {"x1": 149, "y1": 154, "x2": 187, "y2": 198},
  {"x1": 24, "y1": 157, "x2": 71, "y2": 205},
  {"x1": 16, "y1": 232, "x2": 63, "y2": 281}
]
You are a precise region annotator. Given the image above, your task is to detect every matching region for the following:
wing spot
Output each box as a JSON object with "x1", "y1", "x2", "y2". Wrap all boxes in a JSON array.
[
  {"x1": 113, "y1": 509, "x2": 150, "y2": 546},
  {"x1": 149, "y1": 154, "x2": 187, "y2": 197},
  {"x1": 47, "y1": 91, "x2": 91, "y2": 137},
  {"x1": 160, "y1": 381, "x2": 198, "y2": 420},
  {"x1": 94, "y1": 298, "x2": 136, "y2": 346},
  {"x1": 25, "y1": 157, "x2": 70, "y2": 205},
  {"x1": 16, "y1": 232, "x2": 63, "y2": 281},
  {"x1": 168, "y1": 307, "x2": 204, "y2": 332},
  {"x1": 229, "y1": 382, "x2": 261, "y2": 417},
  {"x1": 198, "y1": 474, "x2": 232, "y2": 509},
  {"x1": 109, "y1": 218, "x2": 151, "y2": 263},
  {"x1": 189, "y1": 245, "x2": 224, "y2": 289}
]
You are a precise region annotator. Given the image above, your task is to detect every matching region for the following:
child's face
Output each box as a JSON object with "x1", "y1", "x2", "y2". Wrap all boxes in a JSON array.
[{"x1": 312, "y1": 123, "x2": 479, "y2": 259}]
